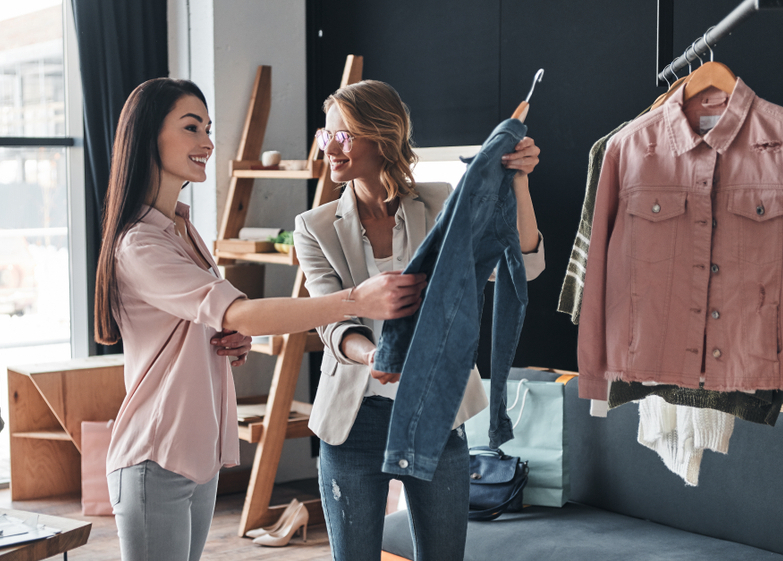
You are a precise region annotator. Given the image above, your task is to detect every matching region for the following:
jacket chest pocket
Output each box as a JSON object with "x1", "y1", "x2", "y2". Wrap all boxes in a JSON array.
[
  {"x1": 625, "y1": 191, "x2": 687, "y2": 263},
  {"x1": 727, "y1": 190, "x2": 783, "y2": 264}
]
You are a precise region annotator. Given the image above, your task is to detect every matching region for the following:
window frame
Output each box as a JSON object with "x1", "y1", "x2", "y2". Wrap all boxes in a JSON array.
[{"x1": 0, "y1": 1, "x2": 89, "y2": 358}]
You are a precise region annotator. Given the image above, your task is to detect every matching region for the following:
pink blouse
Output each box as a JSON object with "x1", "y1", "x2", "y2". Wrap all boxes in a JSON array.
[{"x1": 106, "y1": 202, "x2": 246, "y2": 483}]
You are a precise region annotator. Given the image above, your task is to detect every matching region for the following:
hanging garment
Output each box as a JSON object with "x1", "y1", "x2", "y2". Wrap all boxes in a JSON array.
[
  {"x1": 578, "y1": 78, "x2": 783, "y2": 401},
  {"x1": 637, "y1": 396, "x2": 734, "y2": 486},
  {"x1": 609, "y1": 381, "x2": 783, "y2": 426},
  {"x1": 374, "y1": 119, "x2": 530, "y2": 481},
  {"x1": 558, "y1": 121, "x2": 630, "y2": 324}
]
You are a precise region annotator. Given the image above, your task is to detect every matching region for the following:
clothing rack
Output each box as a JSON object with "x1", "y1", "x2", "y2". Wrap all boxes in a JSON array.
[{"x1": 656, "y1": 0, "x2": 783, "y2": 86}]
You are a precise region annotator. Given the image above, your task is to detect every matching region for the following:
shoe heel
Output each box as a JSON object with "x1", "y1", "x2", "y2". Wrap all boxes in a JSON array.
[{"x1": 253, "y1": 503, "x2": 309, "y2": 547}]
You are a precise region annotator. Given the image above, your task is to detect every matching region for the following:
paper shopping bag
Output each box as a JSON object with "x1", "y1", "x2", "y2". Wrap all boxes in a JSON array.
[
  {"x1": 464, "y1": 368, "x2": 575, "y2": 507},
  {"x1": 81, "y1": 420, "x2": 114, "y2": 516}
]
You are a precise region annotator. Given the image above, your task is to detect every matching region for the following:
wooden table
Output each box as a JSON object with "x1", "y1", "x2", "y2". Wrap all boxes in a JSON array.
[{"x1": 0, "y1": 508, "x2": 91, "y2": 560}]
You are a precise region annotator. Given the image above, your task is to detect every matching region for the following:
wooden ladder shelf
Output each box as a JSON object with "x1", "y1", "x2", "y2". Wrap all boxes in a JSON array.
[{"x1": 215, "y1": 55, "x2": 363, "y2": 536}]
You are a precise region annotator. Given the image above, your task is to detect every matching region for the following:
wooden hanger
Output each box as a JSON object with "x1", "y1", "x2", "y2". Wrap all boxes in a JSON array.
[
  {"x1": 683, "y1": 61, "x2": 736, "y2": 101},
  {"x1": 650, "y1": 75, "x2": 688, "y2": 110}
]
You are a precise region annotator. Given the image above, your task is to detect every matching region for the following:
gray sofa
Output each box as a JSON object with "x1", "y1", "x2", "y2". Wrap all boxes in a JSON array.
[{"x1": 382, "y1": 372, "x2": 783, "y2": 560}]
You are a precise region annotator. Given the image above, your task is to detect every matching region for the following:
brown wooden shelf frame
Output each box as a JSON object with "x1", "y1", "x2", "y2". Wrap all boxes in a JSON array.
[{"x1": 216, "y1": 55, "x2": 364, "y2": 536}]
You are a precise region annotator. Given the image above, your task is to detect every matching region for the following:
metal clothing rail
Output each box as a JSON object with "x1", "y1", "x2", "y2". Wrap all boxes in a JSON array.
[{"x1": 656, "y1": 0, "x2": 783, "y2": 86}]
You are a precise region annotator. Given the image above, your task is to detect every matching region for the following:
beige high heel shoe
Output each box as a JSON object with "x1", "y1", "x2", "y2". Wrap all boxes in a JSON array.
[
  {"x1": 253, "y1": 502, "x2": 309, "y2": 547},
  {"x1": 245, "y1": 499, "x2": 301, "y2": 538}
]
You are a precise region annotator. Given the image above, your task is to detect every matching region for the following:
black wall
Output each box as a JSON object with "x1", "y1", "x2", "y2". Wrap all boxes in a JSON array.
[{"x1": 306, "y1": 0, "x2": 783, "y2": 375}]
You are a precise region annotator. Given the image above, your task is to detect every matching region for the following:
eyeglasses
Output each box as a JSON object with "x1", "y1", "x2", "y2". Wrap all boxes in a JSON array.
[{"x1": 315, "y1": 129, "x2": 354, "y2": 153}]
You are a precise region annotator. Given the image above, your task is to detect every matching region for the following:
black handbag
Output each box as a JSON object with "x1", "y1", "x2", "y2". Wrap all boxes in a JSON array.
[{"x1": 468, "y1": 446, "x2": 529, "y2": 521}]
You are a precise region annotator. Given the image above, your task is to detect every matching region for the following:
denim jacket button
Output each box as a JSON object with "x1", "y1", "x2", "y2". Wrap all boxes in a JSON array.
[
  {"x1": 711, "y1": 310, "x2": 720, "y2": 319},
  {"x1": 712, "y1": 348, "x2": 722, "y2": 359},
  {"x1": 711, "y1": 264, "x2": 719, "y2": 273},
  {"x1": 757, "y1": 204, "x2": 765, "y2": 216},
  {"x1": 652, "y1": 203, "x2": 661, "y2": 213},
  {"x1": 398, "y1": 459, "x2": 409, "y2": 469}
]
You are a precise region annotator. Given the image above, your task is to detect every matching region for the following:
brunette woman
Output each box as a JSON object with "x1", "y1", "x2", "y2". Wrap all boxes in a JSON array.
[{"x1": 94, "y1": 78, "x2": 425, "y2": 561}]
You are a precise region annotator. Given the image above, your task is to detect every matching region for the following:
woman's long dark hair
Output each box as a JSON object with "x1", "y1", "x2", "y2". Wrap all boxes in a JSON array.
[{"x1": 94, "y1": 78, "x2": 208, "y2": 344}]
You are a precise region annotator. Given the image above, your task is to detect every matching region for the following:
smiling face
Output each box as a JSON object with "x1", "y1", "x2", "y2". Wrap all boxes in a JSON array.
[
  {"x1": 157, "y1": 94, "x2": 214, "y2": 188},
  {"x1": 324, "y1": 104, "x2": 385, "y2": 187}
]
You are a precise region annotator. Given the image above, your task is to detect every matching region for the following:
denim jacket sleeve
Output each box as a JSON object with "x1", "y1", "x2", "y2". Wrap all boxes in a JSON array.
[{"x1": 293, "y1": 214, "x2": 373, "y2": 365}]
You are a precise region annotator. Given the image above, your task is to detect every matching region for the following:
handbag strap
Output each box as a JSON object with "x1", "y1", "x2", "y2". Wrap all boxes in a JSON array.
[
  {"x1": 507, "y1": 379, "x2": 530, "y2": 430},
  {"x1": 469, "y1": 446, "x2": 504, "y2": 457},
  {"x1": 468, "y1": 463, "x2": 529, "y2": 522}
]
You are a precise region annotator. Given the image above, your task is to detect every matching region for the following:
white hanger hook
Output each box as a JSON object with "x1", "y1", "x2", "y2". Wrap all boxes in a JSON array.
[
  {"x1": 688, "y1": 42, "x2": 704, "y2": 67},
  {"x1": 525, "y1": 68, "x2": 545, "y2": 102},
  {"x1": 661, "y1": 64, "x2": 672, "y2": 88},
  {"x1": 703, "y1": 27, "x2": 715, "y2": 62},
  {"x1": 682, "y1": 48, "x2": 692, "y2": 74}
]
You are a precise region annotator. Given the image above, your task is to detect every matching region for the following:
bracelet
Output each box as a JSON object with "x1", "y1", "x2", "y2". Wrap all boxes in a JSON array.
[{"x1": 342, "y1": 286, "x2": 356, "y2": 303}]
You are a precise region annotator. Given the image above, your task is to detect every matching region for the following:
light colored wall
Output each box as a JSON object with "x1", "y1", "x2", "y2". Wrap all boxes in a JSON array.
[{"x1": 168, "y1": 0, "x2": 316, "y2": 482}]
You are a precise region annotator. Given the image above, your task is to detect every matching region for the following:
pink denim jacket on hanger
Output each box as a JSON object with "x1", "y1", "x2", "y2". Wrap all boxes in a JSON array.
[{"x1": 578, "y1": 78, "x2": 783, "y2": 401}]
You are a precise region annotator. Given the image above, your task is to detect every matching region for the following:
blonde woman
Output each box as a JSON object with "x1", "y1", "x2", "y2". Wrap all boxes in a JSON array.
[{"x1": 294, "y1": 80, "x2": 545, "y2": 561}]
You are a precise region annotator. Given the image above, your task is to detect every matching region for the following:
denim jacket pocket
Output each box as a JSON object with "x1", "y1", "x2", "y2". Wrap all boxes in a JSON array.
[
  {"x1": 727, "y1": 189, "x2": 783, "y2": 264},
  {"x1": 626, "y1": 190, "x2": 687, "y2": 263}
]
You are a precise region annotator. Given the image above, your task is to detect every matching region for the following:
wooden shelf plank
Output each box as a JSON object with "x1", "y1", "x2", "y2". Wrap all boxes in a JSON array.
[
  {"x1": 250, "y1": 332, "x2": 323, "y2": 356},
  {"x1": 11, "y1": 430, "x2": 71, "y2": 441},
  {"x1": 230, "y1": 159, "x2": 325, "y2": 179},
  {"x1": 238, "y1": 414, "x2": 312, "y2": 443},
  {"x1": 236, "y1": 398, "x2": 312, "y2": 443},
  {"x1": 215, "y1": 247, "x2": 298, "y2": 266},
  {"x1": 215, "y1": 239, "x2": 275, "y2": 253}
]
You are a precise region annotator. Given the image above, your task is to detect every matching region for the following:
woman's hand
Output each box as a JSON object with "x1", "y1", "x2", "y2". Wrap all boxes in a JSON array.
[
  {"x1": 352, "y1": 271, "x2": 427, "y2": 320},
  {"x1": 501, "y1": 136, "x2": 540, "y2": 175},
  {"x1": 364, "y1": 348, "x2": 400, "y2": 384},
  {"x1": 210, "y1": 329, "x2": 252, "y2": 367},
  {"x1": 371, "y1": 365, "x2": 401, "y2": 384}
]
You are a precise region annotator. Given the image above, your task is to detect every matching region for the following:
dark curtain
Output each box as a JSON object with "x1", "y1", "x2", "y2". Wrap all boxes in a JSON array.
[{"x1": 71, "y1": 0, "x2": 168, "y2": 354}]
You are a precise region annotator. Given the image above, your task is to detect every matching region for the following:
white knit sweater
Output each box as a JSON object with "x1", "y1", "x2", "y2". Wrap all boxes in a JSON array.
[{"x1": 637, "y1": 396, "x2": 734, "y2": 486}]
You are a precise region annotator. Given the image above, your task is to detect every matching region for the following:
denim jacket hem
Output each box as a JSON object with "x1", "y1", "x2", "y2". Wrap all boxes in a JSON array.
[{"x1": 381, "y1": 452, "x2": 440, "y2": 481}]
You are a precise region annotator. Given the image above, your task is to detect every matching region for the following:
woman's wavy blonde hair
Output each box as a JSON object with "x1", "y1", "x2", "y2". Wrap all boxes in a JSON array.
[{"x1": 324, "y1": 80, "x2": 418, "y2": 201}]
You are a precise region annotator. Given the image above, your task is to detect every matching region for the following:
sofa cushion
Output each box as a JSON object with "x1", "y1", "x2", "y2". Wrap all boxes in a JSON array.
[
  {"x1": 382, "y1": 504, "x2": 783, "y2": 561},
  {"x1": 565, "y1": 377, "x2": 783, "y2": 554}
]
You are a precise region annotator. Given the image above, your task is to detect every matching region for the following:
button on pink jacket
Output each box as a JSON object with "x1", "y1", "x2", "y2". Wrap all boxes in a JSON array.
[
  {"x1": 106, "y1": 203, "x2": 245, "y2": 483},
  {"x1": 579, "y1": 78, "x2": 783, "y2": 401}
]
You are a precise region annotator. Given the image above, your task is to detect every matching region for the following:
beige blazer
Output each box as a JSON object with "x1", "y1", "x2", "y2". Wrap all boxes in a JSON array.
[{"x1": 293, "y1": 182, "x2": 545, "y2": 445}]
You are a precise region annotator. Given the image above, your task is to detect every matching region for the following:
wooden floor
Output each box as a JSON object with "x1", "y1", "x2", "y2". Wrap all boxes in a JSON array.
[{"x1": 0, "y1": 482, "x2": 334, "y2": 560}]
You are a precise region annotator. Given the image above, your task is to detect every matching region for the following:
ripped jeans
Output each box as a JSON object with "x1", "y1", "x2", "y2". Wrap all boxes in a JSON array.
[{"x1": 318, "y1": 396, "x2": 469, "y2": 561}]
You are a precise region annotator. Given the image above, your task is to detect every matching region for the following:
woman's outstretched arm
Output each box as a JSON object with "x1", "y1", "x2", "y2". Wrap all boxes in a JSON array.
[{"x1": 222, "y1": 271, "x2": 426, "y2": 336}]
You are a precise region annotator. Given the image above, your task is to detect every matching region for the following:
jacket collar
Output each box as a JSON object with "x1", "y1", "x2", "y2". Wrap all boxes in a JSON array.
[
  {"x1": 399, "y1": 189, "x2": 426, "y2": 257},
  {"x1": 333, "y1": 183, "x2": 426, "y2": 285},
  {"x1": 663, "y1": 76, "x2": 755, "y2": 157},
  {"x1": 334, "y1": 185, "x2": 370, "y2": 286}
]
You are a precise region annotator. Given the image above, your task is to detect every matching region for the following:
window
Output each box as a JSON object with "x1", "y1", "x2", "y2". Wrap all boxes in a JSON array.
[
  {"x1": 0, "y1": 0, "x2": 85, "y2": 483},
  {"x1": 412, "y1": 145, "x2": 479, "y2": 187}
]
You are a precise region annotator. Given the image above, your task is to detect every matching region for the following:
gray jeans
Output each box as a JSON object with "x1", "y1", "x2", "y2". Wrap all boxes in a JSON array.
[{"x1": 107, "y1": 460, "x2": 219, "y2": 561}]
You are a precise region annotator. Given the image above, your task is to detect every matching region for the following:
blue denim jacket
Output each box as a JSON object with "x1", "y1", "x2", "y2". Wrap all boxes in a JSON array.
[{"x1": 374, "y1": 119, "x2": 529, "y2": 480}]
